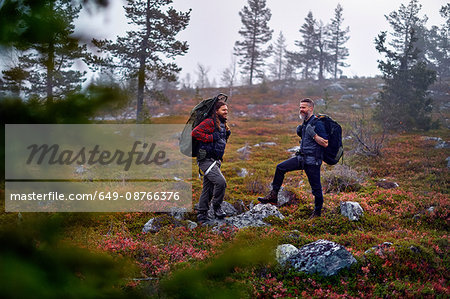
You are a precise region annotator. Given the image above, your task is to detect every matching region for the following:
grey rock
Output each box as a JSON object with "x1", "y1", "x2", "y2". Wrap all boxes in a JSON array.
[
  {"x1": 142, "y1": 218, "x2": 158, "y2": 233},
  {"x1": 286, "y1": 230, "x2": 301, "y2": 240},
  {"x1": 223, "y1": 203, "x2": 284, "y2": 229},
  {"x1": 364, "y1": 92, "x2": 379, "y2": 102},
  {"x1": 288, "y1": 239, "x2": 357, "y2": 276},
  {"x1": 446, "y1": 157, "x2": 450, "y2": 168},
  {"x1": 413, "y1": 206, "x2": 436, "y2": 220},
  {"x1": 168, "y1": 207, "x2": 187, "y2": 220},
  {"x1": 287, "y1": 146, "x2": 300, "y2": 153},
  {"x1": 436, "y1": 140, "x2": 449, "y2": 149},
  {"x1": 364, "y1": 242, "x2": 393, "y2": 255},
  {"x1": 278, "y1": 188, "x2": 299, "y2": 207},
  {"x1": 254, "y1": 142, "x2": 277, "y2": 147},
  {"x1": 237, "y1": 144, "x2": 252, "y2": 160},
  {"x1": 186, "y1": 220, "x2": 198, "y2": 230},
  {"x1": 232, "y1": 200, "x2": 248, "y2": 215},
  {"x1": 340, "y1": 201, "x2": 364, "y2": 221},
  {"x1": 351, "y1": 103, "x2": 361, "y2": 109},
  {"x1": 423, "y1": 136, "x2": 449, "y2": 149},
  {"x1": 237, "y1": 168, "x2": 249, "y2": 177},
  {"x1": 142, "y1": 216, "x2": 182, "y2": 233},
  {"x1": 376, "y1": 180, "x2": 399, "y2": 189},
  {"x1": 327, "y1": 83, "x2": 345, "y2": 92},
  {"x1": 339, "y1": 94, "x2": 354, "y2": 101},
  {"x1": 237, "y1": 144, "x2": 252, "y2": 153},
  {"x1": 315, "y1": 98, "x2": 326, "y2": 106},
  {"x1": 423, "y1": 136, "x2": 442, "y2": 142},
  {"x1": 276, "y1": 244, "x2": 299, "y2": 265}
]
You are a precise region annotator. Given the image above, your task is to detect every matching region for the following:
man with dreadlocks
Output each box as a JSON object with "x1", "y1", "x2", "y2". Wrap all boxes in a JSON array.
[{"x1": 191, "y1": 100, "x2": 231, "y2": 223}]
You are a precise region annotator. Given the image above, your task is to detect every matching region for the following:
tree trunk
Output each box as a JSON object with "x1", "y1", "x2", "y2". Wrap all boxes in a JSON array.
[
  {"x1": 136, "y1": 0, "x2": 151, "y2": 123},
  {"x1": 137, "y1": 52, "x2": 146, "y2": 123},
  {"x1": 46, "y1": 40, "x2": 54, "y2": 104}
]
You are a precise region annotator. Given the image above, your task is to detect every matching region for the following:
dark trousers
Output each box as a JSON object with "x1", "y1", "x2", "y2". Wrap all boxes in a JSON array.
[
  {"x1": 272, "y1": 156, "x2": 323, "y2": 212},
  {"x1": 197, "y1": 159, "x2": 226, "y2": 212}
]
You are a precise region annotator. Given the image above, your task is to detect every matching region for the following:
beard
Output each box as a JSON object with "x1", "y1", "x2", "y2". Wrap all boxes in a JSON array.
[
  {"x1": 218, "y1": 114, "x2": 227, "y2": 122},
  {"x1": 299, "y1": 111, "x2": 307, "y2": 121}
]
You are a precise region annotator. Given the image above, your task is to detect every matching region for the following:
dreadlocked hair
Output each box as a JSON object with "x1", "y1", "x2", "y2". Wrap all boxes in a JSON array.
[{"x1": 214, "y1": 101, "x2": 230, "y2": 131}]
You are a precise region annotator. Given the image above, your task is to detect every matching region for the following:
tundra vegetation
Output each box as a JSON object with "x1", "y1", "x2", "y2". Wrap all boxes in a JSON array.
[{"x1": 0, "y1": 0, "x2": 448, "y2": 297}]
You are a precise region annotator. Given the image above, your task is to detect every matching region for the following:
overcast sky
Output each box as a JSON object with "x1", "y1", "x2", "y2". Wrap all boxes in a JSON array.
[{"x1": 76, "y1": 0, "x2": 447, "y2": 85}]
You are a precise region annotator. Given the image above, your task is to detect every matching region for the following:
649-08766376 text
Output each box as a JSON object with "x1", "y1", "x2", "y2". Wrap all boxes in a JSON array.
[{"x1": 9, "y1": 191, "x2": 181, "y2": 201}]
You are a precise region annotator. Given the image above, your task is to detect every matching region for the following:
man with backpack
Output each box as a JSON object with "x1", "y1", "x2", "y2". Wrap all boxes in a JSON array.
[
  {"x1": 191, "y1": 100, "x2": 231, "y2": 223},
  {"x1": 258, "y1": 98, "x2": 329, "y2": 218}
]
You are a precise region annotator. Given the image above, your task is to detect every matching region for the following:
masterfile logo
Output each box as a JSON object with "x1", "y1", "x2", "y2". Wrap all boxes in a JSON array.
[
  {"x1": 26, "y1": 141, "x2": 170, "y2": 171},
  {"x1": 5, "y1": 124, "x2": 192, "y2": 212}
]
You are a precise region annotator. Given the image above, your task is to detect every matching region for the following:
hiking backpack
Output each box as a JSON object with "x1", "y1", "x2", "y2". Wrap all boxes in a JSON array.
[
  {"x1": 179, "y1": 93, "x2": 228, "y2": 157},
  {"x1": 312, "y1": 114, "x2": 343, "y2": 165}
]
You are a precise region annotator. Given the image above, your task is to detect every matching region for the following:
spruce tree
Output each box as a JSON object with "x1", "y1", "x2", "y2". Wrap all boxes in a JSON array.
[
  {"x1": 315, "y1": 21, "x2": 331, "y2": 82},
  {"x1": 425, "y1": 4, "x2": 450, "y2": 80},
  {"x1": 374, "y1": 0, "x2": 436, "y2": 131},
  {"x1": 234, "y1": 0, "x2": 273, "y2": 86},
  {"x1": 270, "y1": 31, "x2": 287, "y2": 82},
  {"x1": 383, "y1": 0, "x2": 428, "y2": 70},
  {"x1": 328, "y1": 4, "x2": 350, "y2": 80},
  {"x1": 291, "y1": 11, "x2": 319, "y2": 80},
  {"x1": 1, "y1": 0, "x2": 89, "y2": 103},
  {"x1": 93, "y1": 0, "x2": 190, "y2": 122}
]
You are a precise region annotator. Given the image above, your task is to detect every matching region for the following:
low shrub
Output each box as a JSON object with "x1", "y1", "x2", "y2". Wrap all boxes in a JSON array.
[{"x1": 322, "y1": 164, "x2": 366, "y2": 193}]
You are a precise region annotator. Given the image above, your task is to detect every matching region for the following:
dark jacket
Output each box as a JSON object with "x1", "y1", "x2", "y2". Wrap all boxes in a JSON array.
[
  {"x1": 298, "y1": 115, "x2": 327, "y2": 165},
  {"x1": 191, "y1": 118, "x2": 229, "y2": 161}
]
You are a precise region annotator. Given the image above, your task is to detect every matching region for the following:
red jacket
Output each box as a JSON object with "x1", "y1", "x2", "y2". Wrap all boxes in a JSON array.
[{"x1": 191, "y1": 118, "x2": 215, "y2": 142}]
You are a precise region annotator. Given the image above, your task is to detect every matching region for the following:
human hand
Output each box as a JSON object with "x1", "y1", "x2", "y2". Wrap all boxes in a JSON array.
[{"x1": 305, "y1": 124, "x2": 316, "y2": 139}]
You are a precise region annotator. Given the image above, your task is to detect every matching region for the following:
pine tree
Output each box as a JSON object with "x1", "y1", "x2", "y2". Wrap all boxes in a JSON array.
[
  {"x1": 383, "y1": 0, "x2": 428, "y2": 70},
  {"x1": 2, "y1": 67, "x2": 28, "y2": 97},
  {"x1": 93, "y1": 0, "x2": 190, "y2": 122},
  {"x1": 315, "y1": 21, "x2": 331, "y2": 82},
  {"x1": 1, "y1": 0, "x2": 89, "y2": 103},
  {"x1": 291, "y1": 11, "x2": 319, "y2": 80},
  {"x1": 374, "y1": 0, "x2": 436, "y2": 131},
  {"x1": 270, "y1": 31, "x2": 287, "y2": 81},
  {"x1": 234, "y1": 0, "x2": 273, "y2": 86},
  {"x1": 425, "y1": 4, "x2": 450, "y2": 80},
  {"x1": 328, "y1": 4, "x2": 350, "y2": 80}
]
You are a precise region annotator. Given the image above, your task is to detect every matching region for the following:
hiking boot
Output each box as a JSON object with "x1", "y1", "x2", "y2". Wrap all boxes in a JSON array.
[
  {"x1": 197, "y1": 211, "x2": 208, "y2": 224},
  {"x1": 258, "y1": 190, "x2": 278, "y2": 205},
  {"x1": 309, "y1": 210, "x2": 321, "y2": 219},
  {"x1": 213, "y1": 205, "x2": 226, "y2": 219}
]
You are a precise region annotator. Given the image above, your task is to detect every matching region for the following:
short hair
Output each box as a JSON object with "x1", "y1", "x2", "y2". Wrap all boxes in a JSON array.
[{"x1": 300, "y1": 98, "x2": 314, "y2": 108}]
